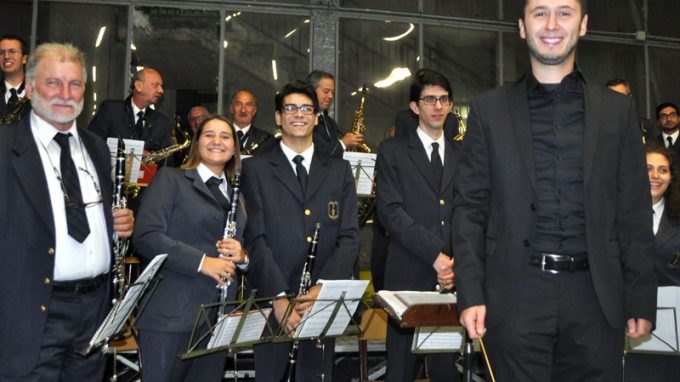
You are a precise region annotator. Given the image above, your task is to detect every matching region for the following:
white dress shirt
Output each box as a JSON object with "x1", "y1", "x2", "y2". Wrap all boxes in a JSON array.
[
  {"x1": 31, "y1": 111, "x2": 110, "y2": 281},
  {"x1": 416, "y1": 126, "x2": 446, "y2": 165},
  {"x1": 653, "y1": 198, "x2": 665, "y2": 235},
  {"x1": 663, "y1": 131, "x2": 680, "y2": 148},
  {"x1": 280, "y1": 141, "x2": 314, "y2": 175},
  {"x1": 4, "y1": 80, "x2": 25, "y2": 103}
]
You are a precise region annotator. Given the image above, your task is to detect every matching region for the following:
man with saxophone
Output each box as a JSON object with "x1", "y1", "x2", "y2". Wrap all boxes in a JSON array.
[
  {"x1": 241, "y1": 80, "x2": 359, "y2": 380},
  {"x1": 230, "y1": 90, "x2": 274, "y2": 155},
  {"x1": 0, "y1": 34, "x2": 28, "y2": 120},
  {"x1": 376, "y1": 68, "x2": 460, "y2": 381},
  {"x1": 0, "y1": 42, "x2": 134, "y2": 381},
  {"x1": 88, "y1": 67, "x2": 173, "y2": 156},
  {"x1": 306, "y1": 70, "x2": 365, "y2": 158}
]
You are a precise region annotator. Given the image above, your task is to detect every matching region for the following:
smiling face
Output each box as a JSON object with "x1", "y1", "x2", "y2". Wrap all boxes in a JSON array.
[
  {"x1": 0, "y1": 38, "x2": 26, "y2": 77},
  {"x1": 519, "y1": 0, "x2": 588, "y2": 68},
  {"x1": 27, "y1": 55, "x2": 85, "y2": 131},
  {"x1": 231, "y1": 91, "x2": 257, "y2": 129},
  {"x1": 314, "y1": 77, "x2": 335, "y2": 111},
  {"x1": 198, "y1": 119, "x2": 236, "y2": 176},
  {"x1": 275, "y1": 93, "x2": 318, "y2": 144},
  {"x1": 647, "y1": 152, "x2": 672, "y2": 205}
]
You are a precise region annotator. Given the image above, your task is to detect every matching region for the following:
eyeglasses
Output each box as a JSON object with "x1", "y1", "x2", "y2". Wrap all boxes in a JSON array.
[
  {"x1": 419, "y1": 95, "x2": 451, "y2": 106},
  {"x1": 659, "y1": 112, "x2": 678, "y2": 121},
  {"x1": 0, "y1": 49, "x2": 21, "y2": 56},
  {"x1": 52, "y1": 166, "x2": 103, "y2": 209},
  {"x1": 281, "y1": 104, "x2": 315, "y2": 115}
]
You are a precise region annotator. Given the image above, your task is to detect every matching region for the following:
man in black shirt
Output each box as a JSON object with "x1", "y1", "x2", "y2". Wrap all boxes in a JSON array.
[{"x1": 453, "y1": 0, "x2": 657, "y2": 380}]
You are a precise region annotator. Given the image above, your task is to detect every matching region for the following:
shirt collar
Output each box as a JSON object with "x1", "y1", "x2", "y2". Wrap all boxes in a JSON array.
[
  {"x1": 653, "y1": 197, "x2": 665, "y2": 217},
  {"x1": 30, "y1": 110, "x2": 78, "y2": 149},
  {"x1": 234, "y1": 124, "x2": 251, "y2": 134},
  {"x1": 280, "y1": 141, "x2": 314, "y2": 165},
  {"x1": 416, "y1": 126, "x2": 445, "y2": 149},
  {"x1": 526, "y1": 67, "x2": 586, "y2": 95},
  {"x1": 130, "y1": 98, "x2": 145, "y2": 117},
  {"x1": 197, "y1": 162, "x2": 225, "y2": 183},
  {"x1": 662, "y1": 130, "x2": 679, "y2": 142}
]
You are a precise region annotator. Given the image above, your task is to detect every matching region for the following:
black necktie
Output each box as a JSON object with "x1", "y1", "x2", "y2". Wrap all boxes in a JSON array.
[
  {"x1": 237, "y1": 130, "x2": 245, "y2": 151},
  {"x1": 668, "y1": 136, "x2": 674, "y2": 148},
  {"x1": 53, "y1": 133, "x2": 90, "y2": 242},
  {"x1": 293, "y1": 155, "x2": 308, "y2": 195},
  {"x1": 135, "y1": 110, "x2": 145, "y2": 138},
  {"x1": 431, "y1": 142, "x2": 443, "y2": 190},
  {"x1": 206, "y1": 177, "x2": 230, "y2": 215},
  {"x1": 7, "y1": 88, "x2": 18, "y2": 106}
]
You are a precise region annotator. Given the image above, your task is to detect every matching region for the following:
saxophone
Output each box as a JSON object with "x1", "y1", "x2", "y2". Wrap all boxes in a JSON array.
[
  {"x1": 241, "y1": 134, "x2": 271, "y2": 156},
  {"x1": 286, "y1": 223, "x2": 321, "y2": 382},
  {"x1": 142, "y1": 115, "x2": 191, "y2": 164},
  {"x1": 0, "y1": 96, "x2": 30, "y2": 124},
  {"x1": 217, "y1": 173, "x2": 241, "y2": 316},
  {"x1": 111, "y1": 138, "x2": 130, "y2": 305},
  {"x1": 348, "y1": 86, "x2": 372, "y2": 153},
  {"x1": 453, "y1": 110, "x2": 467, "y2": 142}
]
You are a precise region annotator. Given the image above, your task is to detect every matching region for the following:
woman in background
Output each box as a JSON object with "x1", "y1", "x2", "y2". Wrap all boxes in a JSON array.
[{"x1": 133, "y1": 115, "x2": 247, "y2": 381}]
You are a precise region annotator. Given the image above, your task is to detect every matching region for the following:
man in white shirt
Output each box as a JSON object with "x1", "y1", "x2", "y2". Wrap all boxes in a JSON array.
[
  {"x1": 0, "y1": 42, "x2": 134, "y2": 381},
  {"x1": 0, "y1": 34, "x2": 28, "y2": 118}
]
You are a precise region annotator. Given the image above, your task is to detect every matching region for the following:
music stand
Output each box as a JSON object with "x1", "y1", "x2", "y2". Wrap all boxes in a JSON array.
[{"x1": 78, "y1": 254, "x2": 167, "y2": 356}]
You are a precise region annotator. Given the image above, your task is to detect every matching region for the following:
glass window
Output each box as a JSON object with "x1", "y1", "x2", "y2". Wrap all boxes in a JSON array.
[
  {"x1": 132, "y1": 7, "x2": 220, "y2": 128},
  {"x1": 649, "y1": 1, "x2": 680, "y2": 38},
  {"x1": 586, "y1": 0, "x2": 643, "y2": 33},
  {"x1": 426, "y1": 26, "x2": 499, "y2": 115},
  {"x1": 222, "y1": 12, "x2": 310, "y2": 134},
  {"x1": 337, "y1": 18, "x2": 419, "y2": 149},
  {"x1": 424, "y1": 0, "x2": 498, "y2": 19},
  {"x1": 37, "y1": 2, "x2": 129, "y2": 127},
  {"x1": 578, "y1": 40, "x2": 647, "y2": 117},
  {"x1": 340, "y1": 0, "x2": 418, "y2": 13},
  {"x1": 502, "y1": 31, "x2": 531, "y2": 85},
  {"x1": 0, "y1": 0, "x2": 32, "y2": 46},
  {"x1": 649, "y1": 47, "x2": 680, "y2": 117}
]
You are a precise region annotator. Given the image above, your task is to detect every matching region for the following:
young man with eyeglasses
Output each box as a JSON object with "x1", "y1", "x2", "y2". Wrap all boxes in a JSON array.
[
  {"x1": 241, "y1": 80, "x2": 359, "y2": 380},
  {"x1": 375, "y1": 68, "x2": 460, "y2": 381},
  {"x1": 0, "y1": 43, "x2": 134, "y2": 381},
  {"x1": 0, "y1": 34, "x2": 28, "y2": 118}
]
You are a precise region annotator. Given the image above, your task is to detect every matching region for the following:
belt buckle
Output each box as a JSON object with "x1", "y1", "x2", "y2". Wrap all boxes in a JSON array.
[{"x1": 540, "y1": 253, "x2": 562, "y2": 274}]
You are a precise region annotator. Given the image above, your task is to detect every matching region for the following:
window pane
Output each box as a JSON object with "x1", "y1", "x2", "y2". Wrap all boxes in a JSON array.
[
  {"x1": 649, "y1": 2, "x2": 680, "y2": 38},
  {"x1": 426, "y1": 26, "x2": 498, "y2": 114},
  {"x1": 650, "y1": 47, "x2": 680, "y2": 116},
  {"x1": 132, "y1": 7, "x2": 220, "y2": 127},
  {"x1": 424, "y1": 0, "x2": 498, "y2": 19},
  {"x1": 502, "y1": 31, "x2": 530, "y2": 85},
  {"x1": 0, "y1": 0, "x2": 32, "y2": 46},
  {"x1": 586, "y1": 0, "x2": 643, "y2": 33},
  {"x1": 222, "y1": 12, "x2": 310, "y2": 133},
  {"x1": 37, "y1": 2, "x2": 128, "y2": 127},
  {"x1": 338, "y1": 18, "x2": 419, "y2": 148},
  {"x1": 340, "y1": 0, "x2": 417, "y2": 13}
]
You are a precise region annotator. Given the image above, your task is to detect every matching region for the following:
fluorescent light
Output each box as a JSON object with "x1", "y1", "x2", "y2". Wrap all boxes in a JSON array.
[
  {"x1": 131, "y1": 43, "x2": 137, "y2": 51},
  {"x1": 225, "y1": 15, "x2": 232, "y2": 22},
  {"x1": 223, "y1": 40, "x2": 229, "y2": 49},
  {"x1": 236, "y1": 11, "x2": 242, "y2": 16},
  {"x1": 284, "y1": 28, "x2": 298, "y2": 39},
  {"x1": 374, "y1": 67, "x2": 412, "y2": 88},
  {"x1": 351, "y1": 91, "x2": 357, "y2": 96},
  {"x1": 383, "y1": 23, "x2": 415, "y2": 42},
  {"x1": 92, "y1": 66, "x2": 96, "y2": 83},
  {"x1": 304, "y1": 19, "x2": 310, "y2": 24},
  {"x1": 93, "y1": 92, "x2": 97, "y2": 102},
  {"x1": 95, "y1": 26, "x2": 106, "y2": 47},
  {"x1": 272, "y1": 59, "x2": 278, "y2": 81},
  {"x1": 416, "y1": 56, "x2": 420, "y2": 62},
  {"x1": 136, "y1": 66, "x2": 145, "y2": 72}
]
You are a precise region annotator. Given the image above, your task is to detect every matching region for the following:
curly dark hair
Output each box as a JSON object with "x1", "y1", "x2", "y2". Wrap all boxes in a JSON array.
[{"x1": 645, "y1": 142, "x2": 680, "y2": 221}]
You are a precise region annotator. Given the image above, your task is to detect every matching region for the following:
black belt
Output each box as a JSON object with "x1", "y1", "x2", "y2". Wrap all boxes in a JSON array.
[
  {"x1": 529, "y1": 254, "x2": 589, "y2": 273},
  {"x1": 52, "y1": 273, "x2": 107, "y2": 294}
]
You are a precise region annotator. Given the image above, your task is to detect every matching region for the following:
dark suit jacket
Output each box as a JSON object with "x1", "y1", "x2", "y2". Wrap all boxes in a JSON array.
[
  {"x1": 651, "y1": 132, "x2": 680, "y2": 162},
  {"x1": 452, "y1": 74, "x2": 657, "y2": 329},
  {"x1": 313, "y1": 113, "x2": 344, "y2": 159},
  {"x1": 241, "y1": 144, "x2": 360, "y2": 297},
  {"x1": 393, "y1": 109, "x2": 460, "y2": 142},
  {"x1": 133, "y1": 167, "x2": 245, "y2": 332},
  {"x1": 0, "y1": 116, "x2": 114, "y2": 376},
  {"x1": 376, "y1": 133, "x2": 459, "y2": 291},
  {"x1": 655, "y1": 208, "x2": 680, "y2": 286},
  {"x1": 88, "y1": 96, "x2": 172, "y2": 151},
  {"x1": 240, "y1": 124, "x2": 274, "y2": 155},
  {"x1": 0, "y1": 78, "x2": 26, "y2": 120}
]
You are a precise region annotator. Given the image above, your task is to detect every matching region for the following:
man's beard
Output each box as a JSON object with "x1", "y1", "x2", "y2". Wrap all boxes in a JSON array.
[
  {"x1": 526, "y1": 38, "x2": 578, "y2": 66},
  {"x1": 661, "y1": 123, "x2": 679, "y2": 133},
  {"x1": 31, "y1": 89, "x2": 83, "y2": 124}
]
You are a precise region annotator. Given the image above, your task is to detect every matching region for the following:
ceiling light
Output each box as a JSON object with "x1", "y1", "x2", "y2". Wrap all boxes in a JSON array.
[
  {"x1": 383, "y1": 23, "x2": 415, "y2": 42},
  {"x1": 95, "y1": 26, "x2": 106, "y2": 47},
  {"x1": 374, "y1": 67, "x2": 412, "y2": 88},
  {"x1": 272, "y1": 59, "x2": 278, "y2": 81}
]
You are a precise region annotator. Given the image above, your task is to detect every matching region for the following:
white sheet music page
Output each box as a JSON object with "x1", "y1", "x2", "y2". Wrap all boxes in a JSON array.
[
  {"x1": 412, "y1": 326, "x2": 463, "y2": 352},
  {"x1": 294, "y1": 279, "x2": 369, "y2": 339},
  {"x1": 376, "y1": 290, "x2": 409, "y2": 319},
  {"x1": 342, "y1": 152, "x2": 377, "y2": 196},
  {"x1": 106, "y1": 138, "x2": 145, "y2": 183},
  {"x1": 628, "y1": 286, "x2": 680, "y2": 354},
  {"x1": 207, "y1": 308, "x2": 272, "y2": 349}
]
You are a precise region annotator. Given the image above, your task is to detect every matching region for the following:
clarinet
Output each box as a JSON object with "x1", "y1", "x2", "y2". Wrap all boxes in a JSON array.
[
  {"x1": 217, "y1": 172, "x2": 241, "y2": 316},
  {"x1": 111, "y1": 138, "x2": 129, "y2": 305},
  {"x1": 286, "y1": 223, "x2": 321, "y2": 382}
]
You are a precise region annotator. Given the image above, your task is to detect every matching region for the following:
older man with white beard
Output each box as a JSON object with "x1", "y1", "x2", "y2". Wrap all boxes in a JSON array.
[{"x1": 0, "y1": 42, "x2": 134, "y2": 381}]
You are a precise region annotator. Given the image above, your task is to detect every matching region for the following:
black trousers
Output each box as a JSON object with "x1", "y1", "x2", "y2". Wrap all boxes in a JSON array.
[
  {"x1": 385, "y1": 320, "x2": 460, "y2": 382},
  {"x1": 138, "y1": 328, "x2": 226, "y2": 382},
  {"x1": 484, "y1": 266, "x2": 624, "y2": 382},
  {"x1": 253, "y1": 338, "x2": 335, "y2": 381},
  {"x1": 0, "y1": 283, "x2": 108, "y2": 382}
]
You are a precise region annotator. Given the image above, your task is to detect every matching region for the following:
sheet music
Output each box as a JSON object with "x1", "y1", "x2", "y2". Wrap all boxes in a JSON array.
[
  {"x1": 343, "y1": 152, "x2": 376, "y2": 196},
  {"x1": 86, "y1": 254, "x2": 167, "y2": 351},
  {"x1": 396, "y1": 291, "x2": 457, "y2": 306},
  {"x1": 628, "y1": 286, "x2": 680, "y2": 354},
  {"x1": 376, "y1": 290, "x2": 410, "y2": 319},
  {"x1": 412, "y1": 326, "x2": 463, "y2": 352},
  {"x1": 295, "y1": 279, "x2": 369, "y2": 338},
  {"x1": 207, "y1": 308, "x2": 271, "y2": 349},
  {"x1": 106, "y1": 138, "x2": 145, "y2": 183}
]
